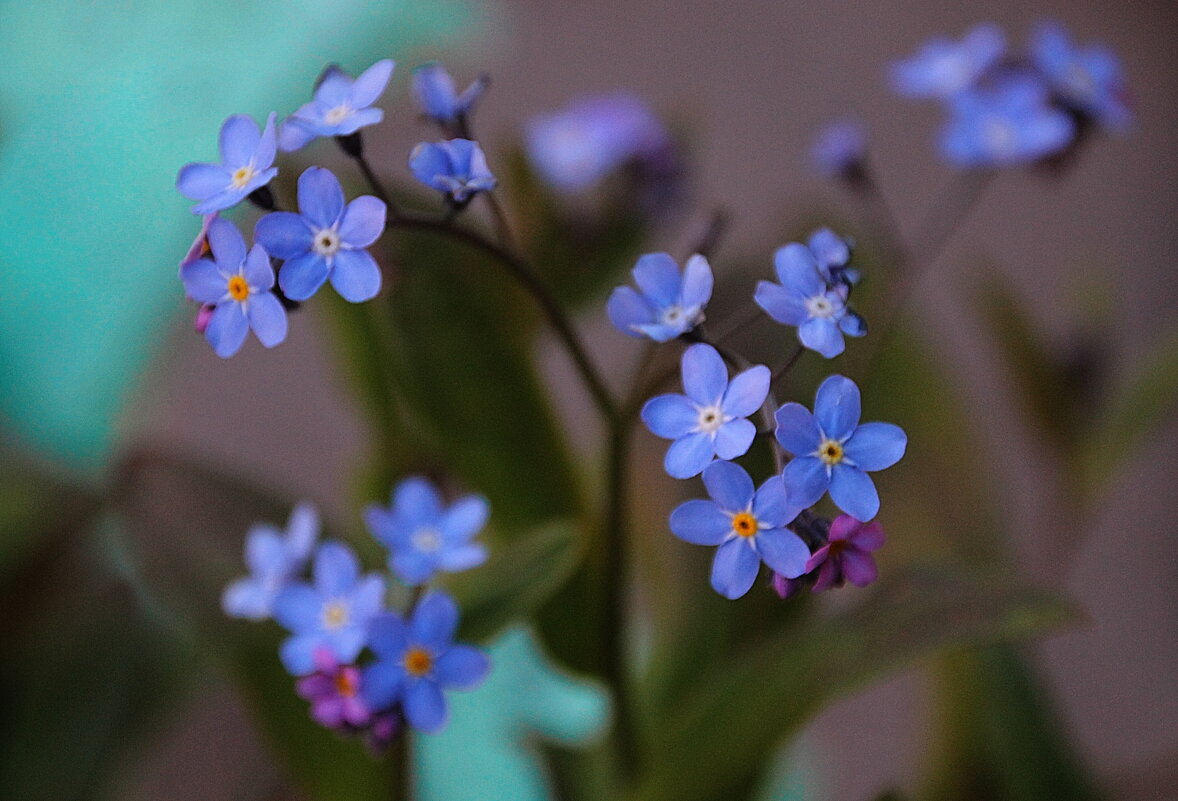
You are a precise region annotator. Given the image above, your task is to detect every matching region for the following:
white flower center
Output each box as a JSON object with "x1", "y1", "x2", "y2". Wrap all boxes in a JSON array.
[
  {"x1": 982, "y1": 117, "x2": 1016, "y2": 155},
  {"x1": 805, "y1": 295, "x2": 836, "y2": 318},
  {"x1": 1064, "y1": 63, "x2": 1095, "y2": 98},
  {"x1": 230, "y1": 164, "x2": 256, "y2": 189},
  {"x1": 312, "y1": 228, "x2": 342, "y2": 257},
  {"x1": 411, "y1": 528, "x2": 443, "y2": 553},
  {"x1": 696, "y1": 404, "x2": 726, "y2": 434},
  {"x1": 816, "y1": 438, "x2": 845, "y2": 466},
  {"x1": 321, "y1": 599, "x2": 350, "y2": 630},
  {"x1": 325, "y1": 104, "x2": 353, "y2": 126}
]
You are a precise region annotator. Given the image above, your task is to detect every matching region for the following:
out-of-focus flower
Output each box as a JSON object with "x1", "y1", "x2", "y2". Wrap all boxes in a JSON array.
[
  {"x1": 607, "y1": 253, "x2": 712, "y2": 342},
  {"x1": 1031, "y1": 21, "x2": 1130, "y2": 131},
  {"x1": 642, "y1": 343, "x2": 770, "y2": 479},
  {"x1": 775, "y1": 375, "x2": 907, "y2": 521},
  {"x1": 941, "y1": 75, "x2": 1075, "y2": 167},
  {"x1": 771, "y1": 572, "x2": 806, "y2": 599},
  {"x1": 807, "y1": 514, "x2": 886, "y2": 591},
  {"x1": 891, "y1": 23, "x2": 1006, "y2": 99},
  {"x1": 176, "y1": 114, "x2": 278, "y2": 214},
  {"x1": 279, "y1": 60, "x2": 395, "y2": 152},
  {"x1": 255, "y1": 166, "x2": 385, "y2": 302},
  {"x1": 413, "y1": 62, "x2": 487, "y2": 130},
  {"x1": 364, "y1": 476, "x2": 490, "y2": 586},
  {"x1": 811, "y1": 118, "x2": 868, "y2": 179},
  {"x1": 178, "y1": 217, "x2": 287, "y2": 358},
  {"x1": 222, "y1": 503, "x2": 319, "y2": 620},
  {"x1": 295, "y1": 647, "x2": 372, "y2": 729},
  {"x1": 409, "y1": 139, "x2": 497, "y2": 206},
  {"x1": 669, "y1": 461, "x2": 809, "y2": 599}
]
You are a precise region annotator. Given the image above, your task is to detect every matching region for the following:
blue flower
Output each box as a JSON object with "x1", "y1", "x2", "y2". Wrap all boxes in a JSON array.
[
  {"x1": 1031, "y1": 21, "x2": 1130, "y2": 131},
  {"x1": 178, "y1": 217, "x2": 288, "y2": 358},
  {"x1": 642, "y1": 343, "x2": 769, "y2": 479},
  {"x1": 941, "y1": 75, "x2": 1075, "y2": 167},
  {"x1": 279, "y1": 60, "x2": 395, "y2": 152},
  {"x1": 891, "y1": 23, "x2": 1006, "y2": 100},
  {"x1": 176, "y1": 113, "x2": 278, "y2": 214},
  {"x1": 755, "y1": 241, "x2": 866, "y2": 358},
  {"x1": 364, "y1": 476, "x2": 490, "y2": 586},
  {"x1": 254, "y1": 167, "x2": 386, "y2": 303},
  {"x1": 811, "y1": 118, "x2": 867, "y2": 178},
  {"x1": 222, "y1": 503, "x2": 319, "y2": 620},
  {"x1": 273, "y1": 541, "x2": 386, "y2": 675},
  {"x1": 807, "y1": 227, "x2": 861, "y2": 287},
  {"x1": 607, "y1": 253, "x2": 712, "y2": 342},
  {"x1": 775, "y1": 375, "x2": 907, "y2": 522},
  {"x1": 408, "y1": 139, "x2": 497, "y2": 206},
  {"x1": 412, "y1": 62, "x2": 487, "y2": 129},
  {"x1": 362, "y1": 592, "x2": 490, "y2": 733},
  {"x1": 669, "y1": 461, "x2": 809, "y2": 599}
]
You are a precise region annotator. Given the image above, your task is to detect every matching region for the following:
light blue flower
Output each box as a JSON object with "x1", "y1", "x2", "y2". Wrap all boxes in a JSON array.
[
  {"x1": 178, "y1": 217, "x2": 287, "y2": 358},
  {"x1": 891, "y1": 23, "x2": 1006, "y2": 100},
  {"x1": 409, "y1": 139, "x2": 497, "y2": 206},
  {"x1": 642, "y1": 343, "x2": 769, "y2": 479},
  {"x1": 669, "y1": 461, "x2": 809, "y2": 599},
  {"x1": 413, "y1": 62, "x2": 487, "y2": 130},
  {"x1": 364, "y1": 476, "x2": 490, "y2": 586},
  {"x1": 607, "y1": 253, "x2": 712, "y2": 342},
  {"x1": 273, "y1": 541, "x2": 386, "y2": 675},
  {"x1": 811, "y1": 118, "x2": 867, "y2": 178},
  {"x1": 1031, "y1": 21, "x2": 1130, "y2": 131},
  {"x1": 775, "y1": 375, "x2": 907, "y2": 522},
  {"x1": 254, "y1": 166, "x2": 385, "y2": 303},
  {"x1": 279, "y1": 60, "x2": 395, "y2": 152},
  {"x1": 362, "y1": 592, "x2": 490, "y2": 733},
  {"x1": 941, "y1": 75, "x2": 1075, "y2": 167},
  {"x1": 176, "y1": 113, "x2": 278, "y2": 214},
  {"x1": 222, "y1": 503, "x2": 319, "y2": 621}
]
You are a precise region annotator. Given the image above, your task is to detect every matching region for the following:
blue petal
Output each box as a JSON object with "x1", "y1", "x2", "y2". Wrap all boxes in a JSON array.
[
  {"x1": 207, "y1": 217, "x2": 246, "y2": 271},
  {"x1": 607, "y1": 286, "x2": 654, "y2": 337},
  {"x1": 367, "y1": 613, "x2": 409, "y2": 661},
  {"x1": 721, "y1": 364, "x2": 770, "y2": 417},
  {"x1": 255, "y1": 212, "x2": 313, "y2": 259},
  {"x1": 808, "y1": 228, "x2": 850, "y2": 268},
  {"x1": 285, "y1": 503, "x2": 319, "y2": 560},
  {"x1": 339, "y1": 196, "x2": 387, "y2": 248},
  {"x1": 754, "y1": 281, "x2": 809, "y2": 326},
  {"x1": 409, "y1": 142, "x2": 454, "y2": 192},
  {"x1": 630, "y1": 252, "x2": 681, "y2": 307},
  {"x1": 641, "y1": 394, "x2": 698, "y2": 439},
  {"x1": 713, "y1": 418, "x2": 756, "y2": 460},
  {"x1": 273, "y1": 583, "x2": 322, "y2": 632},
  {"x1": 244, "y1": 525, "x2": 285, "y2": 574},
  {"x1": 751, "y1": 475, "x2": 799, "y2": 528},
  {"x1": 839, "y1": 311, "x2": 868, "y2": 337},
  {"x1": 180, "y1": 259, "x2": 227, "y2": 304},
  {"x1": 404, "y1": 679, "x2": 448, "y2": 733},
  {"x1": 334, "y1": 106, "x2": 384, "y2": 136},
  {"x1": 410, "y1": 592, "x2": 459, "y2": 649},
  {"x1": 278, "y1": 117, "x2": 316, "y2": 152},
  {"x1": 669, "y1": 500, "x2": 730, "y2": 545},
  {"x1": 349, "y1": 59, "x2": 395, "y2": 108},
  {"x1": 814, "y1": 374, "x2": 861, "y2": 441},
  {"x1": 681, "y1": 343, "x2": 727, "y2": 404},
  {"x1": 392, "y1": 549, "x2": 438, "y2": 586},
  {"x1": 350, "y1": 574, "x2": 386, "y2": 621},
  {"x1": 247, "y1": 292, "x2": 287, "y2": 348},
  {"x1": 279, "y1": 633, "x2": 320, "y2": 676},
  {"x1": 799, "y1": 317, "x2": 845, "y2": 358},
  {"x1": 680, "y1": 254, "x2": 713, "y2": 309},
  {"x1": 829, "y1": 465, "x2": 880, "y2": 521},
  {"x1": 781, "y1": 456, "x2": 829, "y2": 509},
  {"x1": 774, "y1": 402, "x2": 821, "y2": 455},
  {"x1": 243, "y1": 244, "x2": 274, "y2": 290},
  {"x1": 435, "y1": 544, "x2": 488, "y2": 572},
  {"x1": 330, "y1": 249, "x2": 382, "y2": 302},
  {"x1": 773, "y1": 243, "x2": 823, "y2": 295},
  {"x1": 710, "y1": 538, "x2": 760, "y2": 599},
  {"x1": 326, "y1": 625, "x2": 367, "y2": 664},
  {"x1": 440, "y1": 496, "x2": 489, "y2": 542},
  {"x1": 205, "y1": 302, "x2": 248, "y2": 358},
  {"x1": 664, "y1": 432, "x2": 714, "y2": 479},
  {"x1": 702, "y1": 459, "x2": 754, "y2": 511},
  {"x1": 298, "y1": 166, "x2": 345, "y2": 228},
  {"x1": 222, "y1": 577, "x2": 273, "y2": 620},
  {"x1": 279, "y1": 252, "x2": 330, "y2": 301},
  {"x1": 414, "y1": 62, "x2": 459, "y2": 120},
  {"x1": 219, "y1": 114, "x2": 261, "y2": 168},
  {"x1": 395, "y1": 477, "x2": 444, "y2": 525},
  {"x1": 314, "y1": 542, "x2": 360, "y2": 597},
  {"x1": 255, "y1": 112, "x2": 277, "y2": 170},
  {"x1": 755, "y1": 529, "x2": 811, "y2": 578},
  {"x1": 435, "y1": 645, "x2": 489, "y2": 688},
  {"x1": 362, "y1": 662, "x2": 404, "y2": 710},
  {"x1": 191, "y1": 187, "x2": 246, "y2": 216},
  {"x1": 314, "y1": 66, "x2": 352, "y2": 107},
  {"x1": 176, "y1": 163, "x2": 229, "y2": 201},
  {"x1": 844, "y1": 422, "x2": 907, "y2": 471}
]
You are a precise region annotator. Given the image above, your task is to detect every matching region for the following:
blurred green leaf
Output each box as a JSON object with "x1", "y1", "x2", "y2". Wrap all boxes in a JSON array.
[{"x1": 633, "y1": 566, "x2": 1076, "y2": 801}]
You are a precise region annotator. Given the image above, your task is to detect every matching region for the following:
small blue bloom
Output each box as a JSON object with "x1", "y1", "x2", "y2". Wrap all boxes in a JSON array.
[
  {"x1": 755, "y1": 241, "x2": 865, "y2": 358},
  {"x1": 775, "y1": 375, "x2": 907, "y2": 522},
  {"x1": 364, "y1": 476, "x2": 490, "y2": 586},
  {"x1": 891, "y1": 23, "x2": 1006, "y2": 99},
  {"x1": 607, "y1": 253, "x2": 712, "y2": 342},
  {"x1": 362, "y1": 592, "x2": 490, "y2": 733},
  {"x1": 669, "y1": 461, "x2": 809, "y2": 599},
  {"x1": 178, "y1": 217, "x2": 288, "y2": 358},
  {"x1": 222, "y1": 503, "x2": 319, "y2": 620},
  {"x1": 409, "y1": 139, "x2": 497, "y2": 206},
  {"x1": 642, "y1": 343, "x2": 769, "y2": 479},
  {"x1": 279, "y1": 60, "x2": 395, "y2": 152},
  {"x1": 413, "y1": 62, "x2": 488, "y2": 129},
  {"x1": 273, "y1": 541, "x2": 386, "y2": 676},
  {"x1": 811, "y1": 118, "x2": 867, "y2": 178},
  {"x1": 176, "y1": 113, "x2": 278, "y2": 214},
  {"x1": 941, "y1": 75, "x2": 1075, "y2": 167},
  {"x1": 1031, "y1": 21, "x2": 1130, "y2": 131},
  {"x1": 807, "y1": 227, "x2": 861, "y2": 287},
  {"x1": 254, "y1": 167, "x2": 386, "y2": 303}
]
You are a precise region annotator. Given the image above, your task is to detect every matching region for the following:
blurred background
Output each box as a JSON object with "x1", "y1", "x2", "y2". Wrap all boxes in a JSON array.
[{"x1": 1, "y1": 0, "x2": 1175, "y2": 799}]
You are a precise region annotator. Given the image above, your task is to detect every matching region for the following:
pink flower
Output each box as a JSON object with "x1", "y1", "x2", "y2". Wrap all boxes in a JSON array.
[{"x1": 806, "y1": 515, "x2": 885, "y2": 591}]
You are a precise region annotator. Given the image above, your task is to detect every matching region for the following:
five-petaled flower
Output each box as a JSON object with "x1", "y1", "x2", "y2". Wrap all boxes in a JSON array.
[
  {"x1": 806, "y1": 514, "x2": 886, "y2": 591},
  {"x1": 176, "y1": 113, "x2": 278, "y2": 214},
  {"x1": 669, "y1": 461, "x2": 810, "y2": 599},
  {"x1": 178, "y1": 217, "x2": 288, "y2": 358},
  {"x1": 409, "y1": 139, "x2": 497, "y2": 206},
  {"x1": 642, "y1": 343, "x2": 770, "y2": 479},
  {"x1": 295, "y1": 647, "x2": 372, "y2": 730},
  {"x1": 222, "y1": 502, "x2": 319, "y2": 620},
  {"x1": 607, "y1": 252, "x2": 713, "y2": 342},
  {"x1": 775, "y1": 374, "x2": 906, "y2": 521},
  {"x1": 279, "y1": 60, "x2": 395, "y2": 152},
  {"x1": 1031, "y1": 21, "x2": 1130, "y2": 131},
  {"x1": 941, "y1": 75, "x2": 1075, "y2": 167}
]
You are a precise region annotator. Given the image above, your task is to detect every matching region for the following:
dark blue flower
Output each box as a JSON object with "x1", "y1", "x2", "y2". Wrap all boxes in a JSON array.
[
  {"x1": 364, "y1": 476, "x2": 489, "y2": 586},
  {"x1": 1031, "y1": 21, "x2": 1130, "y2": 131},
  {"x1": 941, "y1": 75, "x2": 1075, "y2": 167},
  {"x1": 273, "y1": 542, "x2": 386, "y2": 675},
  {"x1": 891, "y1": 23, "x2": 1006, "y2": 100},
  {"x1": 409, "y1": 139, "x2": 497, "y2": 205},
  {"x1": 607, "y1": 253, "x2": 712, "y2": 342},
  {"x1": 176, "y1": 113, "x2": 278, "y2": 214},
  {"x1": 412, "y1": 62, "x2": 487, "y2": 129},
  {"x1": 669, "y1": 461, "x2": 809, "y2": 599},
  {"x1": 775, "y1": 375, "x2": 907, "y2": 522},
  {"x1": 178, "y1": 217, "x2": 287, "y2": 358},
  {"x1": 222, "y1": 503, "x2": 319, "y2": 620},
  {"x1": 279, "y1": 60, "x2": 395, "y2": 152},
  {"x1": 254, "y1": 166, "x2": 386, "y2": 303},
  {"x1": 811, "y1": 118, "x2": 867, "y2": 178},
  {"x1": 362, "y1": 592, "x2": 490, "y2": 733},
  {"x1": 642, "y1": 343, "x2": 769, "y2": 479}
]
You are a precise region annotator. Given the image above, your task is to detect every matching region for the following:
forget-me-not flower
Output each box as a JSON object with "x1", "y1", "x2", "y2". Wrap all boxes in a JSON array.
[
  {"x1": 279, "y1": 60, "x2": 395, "y2": 152},
  {"x1": 669, "y1": 461, "x2": 809, "y2": 599},
  {"x1": 273, "y1": 541, "x2": 386, "y2": 675},
  {"x1": 362, "y1": 592, "x2": 490, "y2": 733},
  {"x1": 364, "y1": 476, "x2": 489, "y2": 586},
  {"x1": 413, "y1": 62, "x2": 488, "y2": 130},
  {"x1": 811, "y1": 118, "x2": 867, "y2": 179},
  {"x1": 806, "y1": 514, "x2": 886, "y2": 591},
  {"x1": 176, "y1": 113, "x2": 278, "y2": 214},
  {"x1": 807, "y1": 227, "x2": 861, "y2": 287},
  {"x1": 607, "y1": 252, "x2": 712, "y2": 342},
  {"x1": 409, "y1": 139, "x2": 497, "y2": 206},
  {"x1": 222, "y1": 502, "x2": 319, "y2": 621},
  {"x1": 255, "y1": 166, "x2": 386, "y2": 303},
  {"x1": 775, "y1": 374, "x2": 907, "y2": 522},
  {"x1": 891, "y1": 23, "x2": 1006, "y2": 100},
  {"x1": 941, "y1": 75, "x2": 1075, "y2": 167},
  {"x1": 642, "y1": 343, "x2": 769, "y2": 479},
  {"x1": 295, "y1": 647, "x2": 372, "y2": 730},
  {"x1": 178, "y1": 217, "x2": 288, "y2": 358},
  {"x1": 1031, "y1": 21, "x2": 1130, "y2": 131}
]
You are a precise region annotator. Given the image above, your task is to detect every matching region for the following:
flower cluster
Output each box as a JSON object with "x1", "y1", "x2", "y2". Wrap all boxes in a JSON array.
[
  {"x1": 890, "y1": 20, "x2": 1130, "y2": 167},
  {"x1": 223, "y1": 477, "x2": 492, "y2": 741}
]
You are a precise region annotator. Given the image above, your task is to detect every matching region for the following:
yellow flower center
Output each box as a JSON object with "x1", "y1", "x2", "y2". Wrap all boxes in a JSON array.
[
  {"x1": 334, "y1": 671, "x2": 358, "y2": 698},
  {"x1": 321, "y1": 600, "x2": 350, "y2": 630},
  {"x1": 404, "y1": 647, "x2": 434, "y2": 677},
  {"x1": 731, "y1": 512, "x2": 758, "y2": 538},
  {"x1": 230, "y1": 165, "x2": 256, "y2": 189},
  {"x1": 227, "y1": 275, "x2": 250, "y2": 302},
  {"x1": 818, "y1": 438, "x2": 844, "y2": 466}
]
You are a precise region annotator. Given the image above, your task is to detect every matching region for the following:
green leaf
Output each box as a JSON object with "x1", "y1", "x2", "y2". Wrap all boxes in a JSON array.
[{"x1": 633, "y1": 566, "x2": 1076, "y2": 801}]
